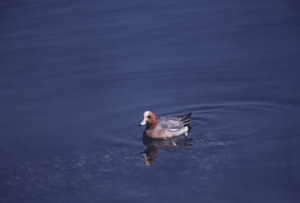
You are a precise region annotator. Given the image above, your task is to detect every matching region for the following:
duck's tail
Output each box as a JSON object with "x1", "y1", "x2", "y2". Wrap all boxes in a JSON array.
[{"x1": 180, "y1": 112, "x2": 192, "y2": 126}]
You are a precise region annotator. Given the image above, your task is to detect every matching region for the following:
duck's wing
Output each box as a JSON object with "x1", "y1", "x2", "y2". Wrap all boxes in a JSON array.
[
  {"x1": 158, "y1": 117, "x2": 184, "y2": 131},
  {"x1": 158, "y1": 113, "x2": 192, "y2": 130}
]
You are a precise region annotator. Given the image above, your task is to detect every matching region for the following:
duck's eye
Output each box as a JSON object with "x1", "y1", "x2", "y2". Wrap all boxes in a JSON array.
[{"x1": 147, "y1": 116, "x2": 151, "y2": 119}]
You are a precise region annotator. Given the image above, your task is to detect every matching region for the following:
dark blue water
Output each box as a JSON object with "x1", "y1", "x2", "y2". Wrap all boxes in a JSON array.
[{"x1": 1, "y1": 0, "x2": 300, "y2": 202}]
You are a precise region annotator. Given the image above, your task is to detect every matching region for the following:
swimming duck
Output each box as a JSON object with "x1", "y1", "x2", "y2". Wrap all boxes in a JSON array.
[{"x1": 139, "y1": 111, "x2": 192, "y2": 139}]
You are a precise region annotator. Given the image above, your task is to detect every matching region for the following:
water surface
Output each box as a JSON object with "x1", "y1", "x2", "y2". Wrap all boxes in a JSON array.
[{"x1": 1, "y1": 0, "x2": 300, "y2": 202}]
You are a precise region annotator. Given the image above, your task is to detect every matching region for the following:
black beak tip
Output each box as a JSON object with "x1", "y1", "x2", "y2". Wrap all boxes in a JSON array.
[{"x1": 138, "y1": 124, "x2": 142, "y2": 127}]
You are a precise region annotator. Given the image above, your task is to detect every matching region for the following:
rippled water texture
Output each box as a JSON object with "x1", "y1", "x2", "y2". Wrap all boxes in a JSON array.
[{"x1": 1, "y1": 0, "x2": 300, "y2": 202}]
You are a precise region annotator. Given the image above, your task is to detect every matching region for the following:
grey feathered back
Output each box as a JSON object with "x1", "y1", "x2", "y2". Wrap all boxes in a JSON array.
[{"x1": 158, "y1": 113, "x2": 192, "y2": 130}]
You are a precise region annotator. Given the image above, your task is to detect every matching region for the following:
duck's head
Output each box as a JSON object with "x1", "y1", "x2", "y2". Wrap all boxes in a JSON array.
[{"x1": 139, "y1": 111, "x2": 157, "y2": 129}]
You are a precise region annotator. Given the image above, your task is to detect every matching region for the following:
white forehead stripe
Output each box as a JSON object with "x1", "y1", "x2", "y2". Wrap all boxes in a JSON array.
[{"x1": 144, "y1": 111, "x2": 150, "y2": 117}]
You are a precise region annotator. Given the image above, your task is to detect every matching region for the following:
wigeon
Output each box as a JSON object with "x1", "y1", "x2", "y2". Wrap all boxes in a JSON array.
[{"x1": 139, "y1": 111, "x2": 192, "y2": 139}]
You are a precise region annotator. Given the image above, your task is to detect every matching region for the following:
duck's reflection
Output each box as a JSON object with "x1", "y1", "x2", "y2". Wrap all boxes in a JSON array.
[{"x1": 140, "y1": 135, "x2": 192, "y2": 165}]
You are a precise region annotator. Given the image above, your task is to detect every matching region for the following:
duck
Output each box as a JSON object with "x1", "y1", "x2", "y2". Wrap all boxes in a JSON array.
[{"x1": 139, "y1": 111, "x2": 192, "y2": 139}]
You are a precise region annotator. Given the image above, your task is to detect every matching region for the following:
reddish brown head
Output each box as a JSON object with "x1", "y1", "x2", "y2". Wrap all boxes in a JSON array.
[{"x1": 139, "y1": 111, "x2": 158, "y2": 130}]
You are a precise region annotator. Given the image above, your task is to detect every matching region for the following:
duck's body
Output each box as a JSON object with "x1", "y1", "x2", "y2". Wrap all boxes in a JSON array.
[{"x1": 139, "y1": 111, "x2": 192, "y2": 139}]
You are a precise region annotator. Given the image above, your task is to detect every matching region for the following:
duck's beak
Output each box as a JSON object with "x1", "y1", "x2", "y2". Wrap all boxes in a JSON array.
[{"x1": 139, "y1": 119, "x2": 146, "y2": 126}]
